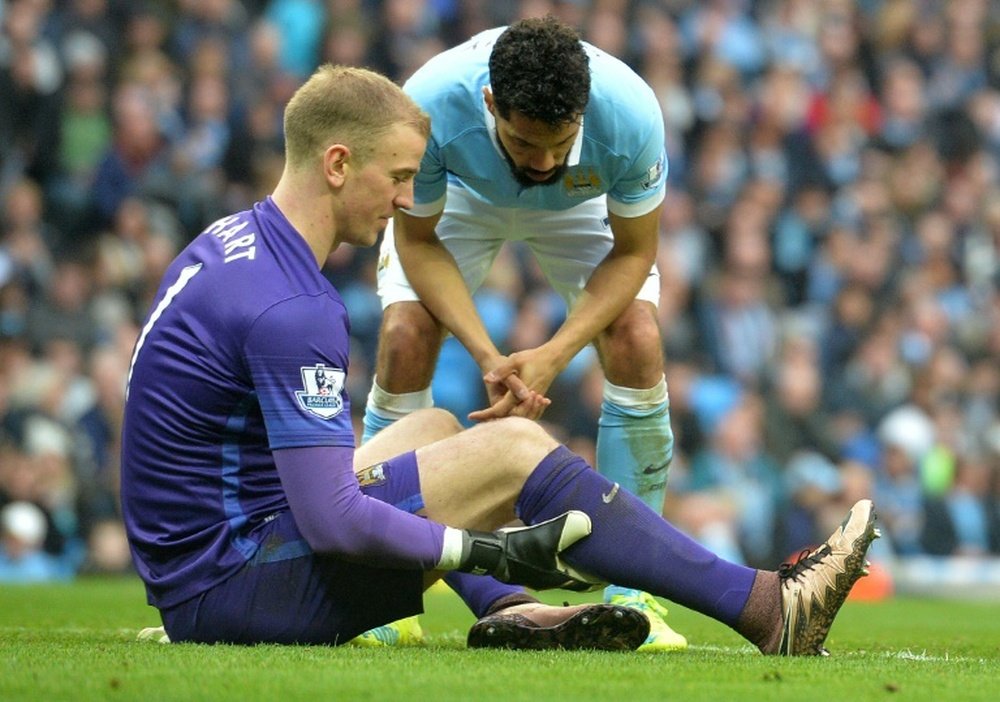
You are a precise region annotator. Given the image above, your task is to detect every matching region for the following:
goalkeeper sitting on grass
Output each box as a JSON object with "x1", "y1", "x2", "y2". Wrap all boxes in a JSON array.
[{"x1": 121, "y1": 64, "x2": 878, "y2": 655}]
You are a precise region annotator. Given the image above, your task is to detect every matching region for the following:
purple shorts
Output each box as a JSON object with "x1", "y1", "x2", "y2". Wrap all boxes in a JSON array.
[{"x1": 160, "y1": 451, "x2": 426, "y2": 645}]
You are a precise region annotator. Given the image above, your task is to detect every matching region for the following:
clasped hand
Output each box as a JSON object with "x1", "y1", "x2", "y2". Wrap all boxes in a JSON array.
[{"x1": 467, "y1": 349, "x2": 559, "y2": 422}]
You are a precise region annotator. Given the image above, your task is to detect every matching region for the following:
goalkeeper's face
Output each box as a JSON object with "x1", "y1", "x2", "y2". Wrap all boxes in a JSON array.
[{"x1": 334, "y1": 122, "x2": 426, "y2": 248}]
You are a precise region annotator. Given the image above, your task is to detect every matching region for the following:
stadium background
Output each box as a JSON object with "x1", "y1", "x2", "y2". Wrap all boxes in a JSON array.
[{"x1": 0, "y1": 0, "x2": 999, "y2": 598}]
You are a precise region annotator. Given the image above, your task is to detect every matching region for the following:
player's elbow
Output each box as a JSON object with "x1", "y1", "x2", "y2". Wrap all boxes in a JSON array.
[{"x1": 299, "y1": 525, "x2": 346, "y2": 556}]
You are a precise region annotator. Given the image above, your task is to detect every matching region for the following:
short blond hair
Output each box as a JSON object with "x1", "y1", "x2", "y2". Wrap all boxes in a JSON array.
[{"x1": 283, "y1": 64, "x2": 430, "y2": 168}]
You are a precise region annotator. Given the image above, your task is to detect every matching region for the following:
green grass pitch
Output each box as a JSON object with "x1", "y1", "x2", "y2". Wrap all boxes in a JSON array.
[{"x1": 2, "y1": 576, "x2": 998, "y2": 701}]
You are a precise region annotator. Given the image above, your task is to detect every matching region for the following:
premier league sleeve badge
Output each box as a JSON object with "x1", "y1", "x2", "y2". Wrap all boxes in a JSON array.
[{"x1": 294, "y1": 363, "x2": 347, "y2": 419}]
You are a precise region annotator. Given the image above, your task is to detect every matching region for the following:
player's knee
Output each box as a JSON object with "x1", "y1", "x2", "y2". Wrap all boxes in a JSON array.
[
  {"x1": 490, "y1": 417, "x2": 560, "y2": 473},
  {"x1": 607, "y1": 304, "x2": 659, "y2": 344},
  {"x1": 412, "y1": 407, "x2": 464, "y2": 441},
  {"x1": 382, "y1": 302, "x2": 438, "y2": 343},
  {"x1": 492, "y1": 415, "x2": 547, "y2": 436},
  {"x1": 600, "y1": 306, "x2": 663, "y2": 378},
  {"x1": 377, "y1": 305, "x2": 442, "y2": 385}
]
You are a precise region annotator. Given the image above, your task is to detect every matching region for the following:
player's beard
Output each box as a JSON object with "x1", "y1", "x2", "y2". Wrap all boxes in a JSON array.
[{"x1": 496, "y1": 132, "x2": 569, "y2": 188}]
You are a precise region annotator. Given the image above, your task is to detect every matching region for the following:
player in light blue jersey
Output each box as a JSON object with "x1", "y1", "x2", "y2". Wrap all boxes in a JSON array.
[{"x1": 362, "y1": 16, "x2": 683, "y2": 650}]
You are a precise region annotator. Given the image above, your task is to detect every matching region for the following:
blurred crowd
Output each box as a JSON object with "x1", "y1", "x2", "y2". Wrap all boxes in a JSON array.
[{"x1": 2, "y1": 0, "x2": 1000, "y2": 584}]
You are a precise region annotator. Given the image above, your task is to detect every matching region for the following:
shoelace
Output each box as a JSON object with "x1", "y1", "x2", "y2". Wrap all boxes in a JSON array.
[
  {"x1": 372, "y1": 626, "x2": 397, "y2": 645},
  {"x1": 777, "y1": 545, "x2": 831, "y2": 582},
  {"x1": 639, "y1": 592, "x2": 670, "y2": 619},
  {"x1": 612, "y1": 591, "x2": 669, "y2": 618}
]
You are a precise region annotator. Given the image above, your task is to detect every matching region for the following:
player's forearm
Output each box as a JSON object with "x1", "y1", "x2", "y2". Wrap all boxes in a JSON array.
[
  {"x1": 275, "y1": 446, "x2": 445, "y2": 569},
  {"x1": 398, "y1": 240, "x2": 500, "y2": 367},
  {"x1": 546, "y1": 252, "x2": 652, "y2": 366}
]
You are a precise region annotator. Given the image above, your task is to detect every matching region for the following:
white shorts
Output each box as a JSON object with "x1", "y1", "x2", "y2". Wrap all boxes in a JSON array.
[{"x1": 376, "y1": 183, "x2": 660, "y2": 310}]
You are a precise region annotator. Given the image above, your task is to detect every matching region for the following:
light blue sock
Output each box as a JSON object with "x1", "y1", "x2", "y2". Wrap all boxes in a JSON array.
[
  {"x1": 361, "y1": 379, "x2": 433, "y2": 444},
  {"x1": 361, "y1": 408, "x2": 396, "y2": 445},
  {"x1": 597, "y1": 377, "x2": 675, "y2": 609},
  {"x1": 595, "y1": 376, "x2": 674, "y2": 513}
]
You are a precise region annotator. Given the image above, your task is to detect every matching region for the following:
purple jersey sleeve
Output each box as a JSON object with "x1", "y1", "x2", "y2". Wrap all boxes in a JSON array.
[
  {"x1": 244, "y1": 298, "x2": 356, "y2": 450},
  {"x1": 275, "y1": 446, "x2": 445, "y2": 568}
]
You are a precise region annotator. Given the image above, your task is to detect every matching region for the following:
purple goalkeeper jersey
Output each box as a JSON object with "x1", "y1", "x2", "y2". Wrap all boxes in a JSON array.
[{"x1": 121, "y1": 198, "x2": 391, "y2": 608}]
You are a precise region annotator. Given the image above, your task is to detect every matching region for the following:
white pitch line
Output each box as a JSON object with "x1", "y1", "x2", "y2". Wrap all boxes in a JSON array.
[
  {"x1": 880, "y1": 650, "x2": 992, "y2": 664},
  {"x1": 681, "y1": 643, "x2": 993, "y2": 665}
]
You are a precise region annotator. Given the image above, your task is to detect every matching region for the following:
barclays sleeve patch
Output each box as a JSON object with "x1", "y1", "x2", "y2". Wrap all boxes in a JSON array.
[{"x1": 295, "y1": 363, "x2": 346, "y2": 419}]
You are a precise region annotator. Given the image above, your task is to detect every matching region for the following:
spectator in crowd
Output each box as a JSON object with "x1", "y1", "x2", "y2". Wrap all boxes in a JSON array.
[
  {"x1": 874, "y1": 404, "x2": 936, "y2": 555},
  {"x1": 90, "y1": 82, "x2": 173, "y2": 229},
  {"x1": 777, "y1": 451, "x2": 844, "y2": 558},
  {"x1": 696, "y1": 260, "x2": 779, "y2": 388},
  {"x1": 674, "y1": 392, "x2": 783, "y2": 568},
  {"x1": 263, "y1": 0, "x2": 326, "y2": 80},
  {"x1": 1, "y1": 177, "x2": 57, "y2": 293},
  {"x1": 47, "y1": 30, "x2": 112, "y2": 238},
  {"x1": 0, "y1": 500, "x2": 73, "y2": 582},
  {"x1": 0, "y1": 0, "x2": 64, "y2": 189},
  {"x1": 921, "y1": 452, "x2": 1000, "y2": 556},
  {"x1": 763, "y1": 331, "x2": 840, "y2": 466}
]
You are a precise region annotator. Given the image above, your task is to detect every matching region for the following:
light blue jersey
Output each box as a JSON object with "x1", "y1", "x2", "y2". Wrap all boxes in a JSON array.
[{"x1": 404, "y1": 27, "x2": 667, "y2": 218}]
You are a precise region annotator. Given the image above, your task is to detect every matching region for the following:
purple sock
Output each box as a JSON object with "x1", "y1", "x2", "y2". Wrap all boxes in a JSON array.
[
  {"x1": 443, "y1": 571, "x2": 529, "y2": 618},
  {"x1": 516, "y1": 446, "x2": 757, "y2": 627}
]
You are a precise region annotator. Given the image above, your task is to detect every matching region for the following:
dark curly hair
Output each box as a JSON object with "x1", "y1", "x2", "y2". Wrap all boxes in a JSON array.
[{"x1": 488, "y1": 16, "x2": 591, "y2": 126}]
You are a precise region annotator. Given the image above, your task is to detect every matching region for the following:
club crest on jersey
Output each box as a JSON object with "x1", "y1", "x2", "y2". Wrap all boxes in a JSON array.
[
  {"x1": 563, "y1": 167, "x2": 603, "y2": 198},
  {"x1": 356, "y1": 462, "x2": 387, "y2": 488},
  {"x1": 295, "y1": 363, "x2": 346, "y2": 419},
  {"x1": 641, "y1": 156, "x2": 664, "y2": 190}
]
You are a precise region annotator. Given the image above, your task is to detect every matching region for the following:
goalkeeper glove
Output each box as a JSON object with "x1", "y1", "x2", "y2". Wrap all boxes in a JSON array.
[{"x1": 441, "y1": 510, "x2": 604, "y2": 591}]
